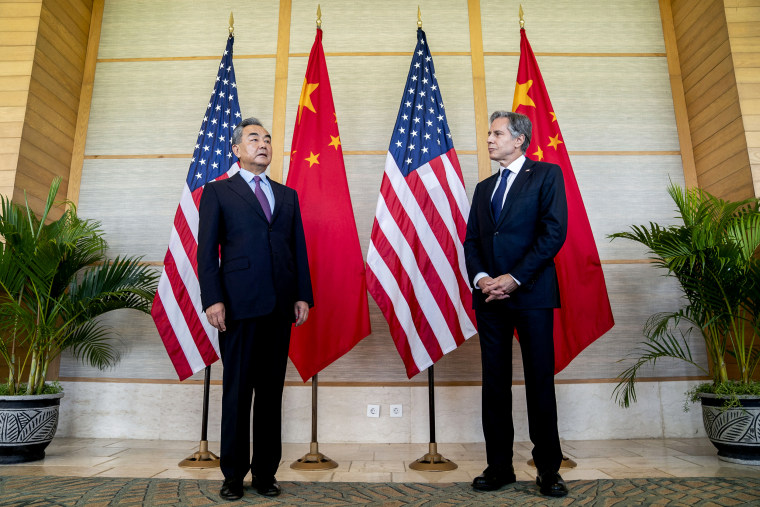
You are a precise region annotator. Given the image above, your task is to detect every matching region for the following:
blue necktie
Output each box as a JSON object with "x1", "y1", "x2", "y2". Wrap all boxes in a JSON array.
[
  {"x1": 253, "y1": 175, "x2": 272, "y2": 222},
  {"x1": 491, "y1": 168, "x2": 509, "y2": 220}
]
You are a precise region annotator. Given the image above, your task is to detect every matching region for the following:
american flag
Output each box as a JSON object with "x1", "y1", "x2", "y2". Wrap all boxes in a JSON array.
[
  {"x1": 151, "y1": 35, "x2": 242, "y2": 381},
  {"x1": 366, "y1": 28, "x2": 477, "y2": 379}
]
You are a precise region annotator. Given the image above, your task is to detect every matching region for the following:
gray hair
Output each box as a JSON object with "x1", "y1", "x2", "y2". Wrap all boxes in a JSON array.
[
  {"x1": 490, "y1": 111, "x2": 531, "y2": 152},
  {"x1": 231, "y1": 117, "x2": 264, "y2": 146}
]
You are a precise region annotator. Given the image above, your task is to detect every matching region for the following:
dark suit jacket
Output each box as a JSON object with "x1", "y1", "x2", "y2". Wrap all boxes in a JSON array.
[
  {"x1": 197, "y1": 171, "x2": 313, "y2": 322},
  {"x1": 464, "y1": 157, "x2": 567, "y2": 310}
]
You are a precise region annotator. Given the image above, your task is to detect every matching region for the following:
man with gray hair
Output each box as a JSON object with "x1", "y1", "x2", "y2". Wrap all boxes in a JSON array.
[
  {"x1": 198, "y1": 117, "x2": 313, "y2": 500},
  {"x1": 464, "y1": 110, "x2": 569, "y2": 497}
]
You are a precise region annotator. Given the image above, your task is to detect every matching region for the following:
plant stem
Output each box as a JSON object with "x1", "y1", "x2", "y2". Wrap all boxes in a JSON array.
[{"x1": 26, "y1": 348, "x2": 37, "y2": 395}]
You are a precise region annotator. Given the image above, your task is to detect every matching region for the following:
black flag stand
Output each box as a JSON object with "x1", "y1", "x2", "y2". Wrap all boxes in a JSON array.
[
  {"x1": 179, "y1": 366, "x2": 220, "y2": 468},
  {"x1": 409, "y1": 365, "x2": 457, "y2": 471},
  {"x1": 290, "y1": 373, "x2": 338, "y2": 470}
]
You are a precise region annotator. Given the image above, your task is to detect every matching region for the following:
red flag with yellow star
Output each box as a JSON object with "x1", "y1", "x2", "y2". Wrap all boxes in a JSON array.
[
  {"x1": 513, "y1": 28, "x2": 614, "y2": 373},
  {"x1": 286, "y1": 28, "x2": 371, "y2": 381}
]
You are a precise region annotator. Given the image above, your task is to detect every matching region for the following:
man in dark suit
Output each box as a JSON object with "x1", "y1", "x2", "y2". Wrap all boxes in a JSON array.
[
  {"x1": 197, "y1": 117, "x2": 313, "y2": 501},
  {"x1": 464, "y1": 111, "x2": 569, "y2": 497}
]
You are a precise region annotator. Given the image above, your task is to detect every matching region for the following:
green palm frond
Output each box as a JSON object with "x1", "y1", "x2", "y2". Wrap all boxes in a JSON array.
[
  {"x1": 58, "y1": 320, "x2": 121, "y2": 370},
  {"x1": 613, "y1": 326, "x2": 707, "y2": 408},
  {"x1": 610, "y1": 182, "x2": 760, "y2": 405},
  {"x1": 0, "y1": 177, "x2": 157, "y2": 394}
]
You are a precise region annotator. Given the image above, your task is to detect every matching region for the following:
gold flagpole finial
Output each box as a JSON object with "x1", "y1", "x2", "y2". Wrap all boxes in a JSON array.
[
  {"x1": 417, "y1": 6, "x2": 422, "y2": 28},
  {"x1": 316, "y1": 5, "x2": 322, "y2": 29},
  {"x1": 519, "y1": 4, "x2": 524, "y2": 28},
  {"x1": 229, "y1": 12, "x2": 234, "y2": 36}
]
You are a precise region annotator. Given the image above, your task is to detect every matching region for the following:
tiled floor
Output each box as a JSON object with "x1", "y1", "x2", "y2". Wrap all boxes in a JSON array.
[{"x1": 1, "y1": 437, "x2": 758, "y2": 483}]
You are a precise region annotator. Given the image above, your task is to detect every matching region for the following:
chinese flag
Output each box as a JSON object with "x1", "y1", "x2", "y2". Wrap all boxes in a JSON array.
[
  {"x1": 286, "y1": 28, "x2": 371, "y2": 381},
  {"x1": 512, "y1": 28, "x2": 614, "y2": 373}
]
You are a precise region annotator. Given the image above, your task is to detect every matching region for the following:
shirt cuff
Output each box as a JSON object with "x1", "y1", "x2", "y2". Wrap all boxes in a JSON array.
[{"x1": 473, "y1": 272, "x2": 488, "y2": 289}]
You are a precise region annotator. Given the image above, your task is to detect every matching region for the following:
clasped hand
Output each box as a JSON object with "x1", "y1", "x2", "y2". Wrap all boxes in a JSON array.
[{"x1": 478, "y1": 274, "x2": 518, "y2": 302}]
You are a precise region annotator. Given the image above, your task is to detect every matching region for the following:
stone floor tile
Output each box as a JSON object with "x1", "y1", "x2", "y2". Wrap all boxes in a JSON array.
[{"x1": 331, "y1": 471, "x2": 392, "y2": 482}]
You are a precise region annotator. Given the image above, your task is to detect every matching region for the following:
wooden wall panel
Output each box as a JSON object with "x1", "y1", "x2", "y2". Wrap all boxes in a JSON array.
[
  {"x1": 14, "y1": 0, "x2": 92, "y2": 218},
  {"x1": 0, "y1": 0, "x2": 40, "y2": 201},
  {"x1": 724, "y1": 1, "x2": 760, "y2": 196},
  {"x1": 671, "y1": 0, "x2": 753, "y2": 201}
]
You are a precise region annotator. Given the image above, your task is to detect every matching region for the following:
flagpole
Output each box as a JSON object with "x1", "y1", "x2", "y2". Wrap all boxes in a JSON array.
[
  {"x1": 178, "y1": 366, "x2": 220, "y2": 468},
  {"x1": 409, "y1": 365, "x2": 457, "y2": 471},
  {"x1": 407, "y1": 6, "x2": 455, "y2": 472},
  {"x1": 289, "y1": 6, "x2": 338, "y2": 471},
  {"x1": 290, "y1": 373, "x2": 338, "y2": 470},
  {"x1": 515, "y1": 5, "x2": 577, "y2": 471}
]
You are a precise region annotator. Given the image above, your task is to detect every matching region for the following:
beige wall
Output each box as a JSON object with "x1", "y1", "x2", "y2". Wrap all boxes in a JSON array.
[{"x1": 56, "y1": 0, "x2": 702, "y2": 386}]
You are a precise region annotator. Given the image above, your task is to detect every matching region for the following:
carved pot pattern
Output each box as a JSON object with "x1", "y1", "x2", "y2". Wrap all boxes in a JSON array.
[
  {"x1": 700, "y1": 393, "x2": 760, "y2": 465},
  {"x1": 0, "y1": 392, "x2": 63, "y2": 464}
]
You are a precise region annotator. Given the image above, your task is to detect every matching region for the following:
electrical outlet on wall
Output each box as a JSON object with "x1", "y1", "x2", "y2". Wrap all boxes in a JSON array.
[
  {"x1": 390, "y1": 404, "x2": 402, "y2": 417},
  {"x1": 367, "y1": 404, "x2": 380, "y2": 417}
]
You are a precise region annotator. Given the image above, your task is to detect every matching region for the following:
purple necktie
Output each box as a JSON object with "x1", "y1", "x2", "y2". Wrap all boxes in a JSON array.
[{"x1": 253, "y1": 175, "x2": 272, "y2": 222}]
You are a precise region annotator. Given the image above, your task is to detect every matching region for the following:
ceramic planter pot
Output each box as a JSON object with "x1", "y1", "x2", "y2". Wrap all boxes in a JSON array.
[
  {"x1": 700, "y1": 393, "x2": 760, "y2": 465},
  {"x1": 0, "y1": 392, "x2": 64, "y2": 464}
]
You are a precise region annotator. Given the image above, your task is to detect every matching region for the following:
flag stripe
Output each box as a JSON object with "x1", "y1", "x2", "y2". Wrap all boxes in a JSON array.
[
  {"x1": 367, "y1": 237, "x2": 433, "y2": 374},
  {"x1": 377, "y1": 170, "x2": 459, "y2": 356},
  {"x1": 155, "y1": 270, "x2": 207, "y2": 373},
  {"x1": 173, "y1": 201, "x2": 199, "y2": 279},
  {"x1": 407, "y1": 158, "x2": 474, "y2": 341},
  {"x1": 427, "y1": 155, "x2": 477, "y2": 338},
  {"x1": 166, "y1": 233, "x2": 219, "y2": 363},
  {"x1": 151, "y1": 36, "x2": 240, "y2": 380},
  {"x1": 150, "y1": 293, "x2": 193, "y2": 380},
  {"x1": 383, "y1": 156, "x2": 473, "y2": 349},
  {"x1": 370, "y1": 198, "x2": 447, "y2": 362},
  {"x1": 366, "y1": 28, "x2": 475, "y2": 378},
  {"x1": 365, "y1": 265, "x2": 420, "y2": 378}
]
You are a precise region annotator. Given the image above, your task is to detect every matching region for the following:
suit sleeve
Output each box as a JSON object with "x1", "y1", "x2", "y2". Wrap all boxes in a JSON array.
[
  {"x1": 464, "y1": 183, "x2": 486, "y2": 287},
  {"x1": 510, "y1": 164, "x2": 568, "y2": 285},
  {"x1": 197, "y1": 183, "x2": 224, "y2": 311},
  {"x1": 293, "y1": 192, "x2": 314, "y2": 306}
]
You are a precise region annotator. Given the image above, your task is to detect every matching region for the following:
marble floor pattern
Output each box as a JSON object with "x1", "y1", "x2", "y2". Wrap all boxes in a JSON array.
[{"x1": 1, "y1": 438, "x2": 758, "y2": 484}]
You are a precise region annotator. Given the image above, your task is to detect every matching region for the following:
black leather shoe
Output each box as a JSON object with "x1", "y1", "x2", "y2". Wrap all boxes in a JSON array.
[
  {"x1": 472, "y1": 466, "x2": 517, "y2": 491},
  {"x1": 252, "y1": 476, "x2": 281, "y2": 497},
  {"x1": 219, "y1": 479, "x2": 244, "y2": 500},
  {"x1": 536, "y1": 472, "x2": 568, "y2": 497}
]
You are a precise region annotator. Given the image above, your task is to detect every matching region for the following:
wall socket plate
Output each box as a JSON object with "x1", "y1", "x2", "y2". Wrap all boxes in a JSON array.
[
  {"x1": 367, "y1": 404, "x2": 380, "y2": 417},
  {"x1": 390, "y1": 404, "x2": 402, "y2": 417}
]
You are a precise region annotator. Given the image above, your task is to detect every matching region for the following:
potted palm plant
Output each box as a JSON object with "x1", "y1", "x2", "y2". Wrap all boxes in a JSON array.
[
  {"x1": 0, "y1": 178, "x2": 157, "y2": 463},
  {"x1": 610, "y1": 183, "x2": 760, "y2": 465}
]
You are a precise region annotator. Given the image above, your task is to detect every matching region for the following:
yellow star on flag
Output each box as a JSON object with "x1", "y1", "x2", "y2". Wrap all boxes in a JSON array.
[
  {"x1": 305, "y1": 151, "x2": 320, "y2": 167},
  {"x1": 533, "y1": 145, "x2": 544, "y2": 161},
  {"x1": 512, "y1": 80, "x2": 536, "y2": 111},
  {"x1": 550, "y1": 112, "x2": 557, "y2": 122},
  {"x1": 297, "y1": 80, "x2": 319, "y2": 124},
  {"x1": 548, "y1": 133, "x2": 563, "y2": 150},
  {"x1": 329, "y1": 135, "x2": 341, "y2": 150}
]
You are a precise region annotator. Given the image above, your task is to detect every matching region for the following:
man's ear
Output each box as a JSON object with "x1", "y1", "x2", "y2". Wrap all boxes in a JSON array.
[{"x1": 231, "y1": 144, "x2": 240, "y2": 157}]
